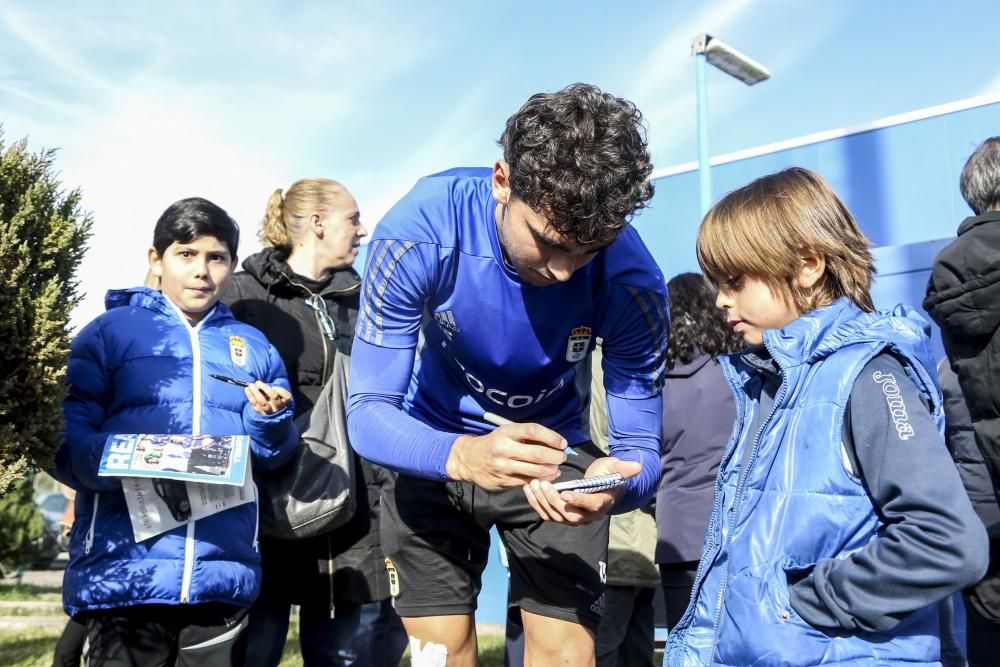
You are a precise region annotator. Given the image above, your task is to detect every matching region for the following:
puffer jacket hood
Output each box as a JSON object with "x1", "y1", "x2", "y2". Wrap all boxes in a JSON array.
[
  {"x1": 242, "y1": 247, "x2": 361, "y2": 297},
  {"x1": 222, "y1": 249, "x2": 361, "y2": 418},
  {"x1": 924, "y1": 211, "x2": 1000, "y2": 340}
]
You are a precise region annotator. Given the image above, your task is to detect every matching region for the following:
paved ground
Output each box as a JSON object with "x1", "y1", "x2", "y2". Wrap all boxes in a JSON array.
[
  {"x1": 0, "y1": 614, "x2": 66, "y2": 632},
  {"x1": 0, "y1": 552, "x2": 69, "y2": 632},
  {"x1": 4, "y1": 553, "x2": 67, "y2": 589}
]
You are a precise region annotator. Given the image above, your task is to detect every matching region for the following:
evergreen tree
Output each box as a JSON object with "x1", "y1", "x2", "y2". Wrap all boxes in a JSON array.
[
  {"x1": 0, "y1": 476, "x2": 47, "y2": 574},
  {"x1": 0, "y1": 130, "x2": 92, "y2": 494}
]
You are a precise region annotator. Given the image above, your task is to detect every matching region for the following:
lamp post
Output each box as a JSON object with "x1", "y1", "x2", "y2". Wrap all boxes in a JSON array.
[{"x1": 692, "y1": 34, "x2": 770, "y2": 216}]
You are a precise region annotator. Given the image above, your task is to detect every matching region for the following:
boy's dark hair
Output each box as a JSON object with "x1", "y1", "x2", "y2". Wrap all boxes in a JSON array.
[
  {"x1": 666, "y1": 272, "x2": 744, "y2": 369},
  {"x1": 959, "y1": 137, "x2": 1000, "y2": 215},
  {"x1": 498, "y1": 82, "x2": 654, "y2": 246},
  {"x1": 152, "y1": 197, "x2": 240, "y2": 257}
]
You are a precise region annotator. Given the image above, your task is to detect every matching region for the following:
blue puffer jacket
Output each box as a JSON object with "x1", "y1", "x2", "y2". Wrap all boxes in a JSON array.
[
  {"x1": 55, "y1": 288, "x2": 298, "y2": 617},
  {"x1": 664, "y1": 299, "x2": 945, "y2": 666}
]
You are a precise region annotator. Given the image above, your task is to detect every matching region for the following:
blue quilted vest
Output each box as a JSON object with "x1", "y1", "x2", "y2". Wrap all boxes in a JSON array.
[{"x1": 663, "y1": 298, "x2": 945, "y2": 666}]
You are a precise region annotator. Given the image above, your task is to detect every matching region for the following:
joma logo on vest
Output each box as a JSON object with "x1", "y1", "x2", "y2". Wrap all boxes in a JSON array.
[{"x1": 873, "y1": 370, "x2": 915, "y2": 441}]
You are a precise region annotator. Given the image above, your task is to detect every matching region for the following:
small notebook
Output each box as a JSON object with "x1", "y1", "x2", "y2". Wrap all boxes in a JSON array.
[{"x1": 552, "y1": 472, "x2": 626, "y2": 494}]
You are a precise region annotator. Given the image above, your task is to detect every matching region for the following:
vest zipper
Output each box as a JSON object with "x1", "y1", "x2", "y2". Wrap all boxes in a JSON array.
[
  {"x1": 252, "y1": 481, "x2": 260, "y2": 552},
  {"x1": 671, "y1": 358, "x2": 748, "y2": 634},
  {"x1": 84, "y1": 493, "x2": 99, "y2": 555},
  {"x1": 708, "y1": 338, "x2": 788, "y2": 661}
]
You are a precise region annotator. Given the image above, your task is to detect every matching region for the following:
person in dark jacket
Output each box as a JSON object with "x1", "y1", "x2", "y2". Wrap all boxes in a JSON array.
[
  {"x1": 220, "y1": 178, "x2": 406, "y2": 667},
  {"x1": 938, "y1": 359, "x2": 1000, "y2": 665},
  {"x1": 55, "y1": 198, "x2": 298, "y2": 667},
  {"x1": 925, "y1": 136, "x2": 1000, "y2": 506},
  {"x1": 924, "y1": 138, "x2": 1000, "y2": 665},
  {"x1": 655, "y1": 272, "x2": 743, "y2": 630}
]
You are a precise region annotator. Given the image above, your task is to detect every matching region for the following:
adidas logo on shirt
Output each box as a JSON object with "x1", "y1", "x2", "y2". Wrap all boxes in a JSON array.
[{"x1": 434, "y1": 310, "x2": 461, "y2": 339}]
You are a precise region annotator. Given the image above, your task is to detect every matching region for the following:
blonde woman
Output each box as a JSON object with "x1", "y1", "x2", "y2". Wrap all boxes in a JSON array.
[{"x1": 221, "y1": 179, "x2": 404, "y2": 666}]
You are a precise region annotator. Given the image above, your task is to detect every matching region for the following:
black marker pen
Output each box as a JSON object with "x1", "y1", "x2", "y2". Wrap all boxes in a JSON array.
[{"x1": 209, "y1": 373, "x2": 251, "y2": 388}]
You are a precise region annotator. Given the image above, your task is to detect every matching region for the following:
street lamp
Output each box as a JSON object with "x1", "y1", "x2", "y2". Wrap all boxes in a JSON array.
[{"x1": 692, "y1": 33, "x2": 770, "y2": 215}]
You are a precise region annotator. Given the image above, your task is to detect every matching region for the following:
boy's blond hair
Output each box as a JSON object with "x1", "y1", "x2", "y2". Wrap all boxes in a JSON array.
[{"x1": 696, "y1": 167, "x2": 875, "y2": 313}]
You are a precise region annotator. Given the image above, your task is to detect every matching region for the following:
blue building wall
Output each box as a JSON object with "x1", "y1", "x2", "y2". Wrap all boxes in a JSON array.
[{"x1": 632, "y1": 97, "x2": 999, "y2": 360}]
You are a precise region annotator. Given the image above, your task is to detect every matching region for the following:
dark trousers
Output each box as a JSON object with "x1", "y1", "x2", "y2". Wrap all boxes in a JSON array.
[
  {"x1": 659, "y1": 561, "x2": 699, "y2": 631},
  {"x1": 965, "y1": 590, "x2": 1000, "y2": 667},
  {"x1": 245, "y1": 599, "x2": 360, "y2": 667},
  {"x1": 81, "y1": 604, "x2": 247, "y2": 667},
  {"x1": 964, "y1": 535, "x2": 1000, "y2": 667},
  {"x1": 595, "y1": 585, "x2": 656, "y2": 667},
  {"x1": 52, "y1": 617, "x2": 86, "y2": 667}
]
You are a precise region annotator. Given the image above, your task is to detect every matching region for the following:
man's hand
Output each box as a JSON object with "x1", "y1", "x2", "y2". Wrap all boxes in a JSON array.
[
  {"x1": 523, "y1": 456, "x2": 642, "y2": 525},
  {"x1": 445, "y1": 423, "x2": 569, "y2": 491},
  {"x1": 245, "y1": 381, "x2": 292, "y2": 415}
]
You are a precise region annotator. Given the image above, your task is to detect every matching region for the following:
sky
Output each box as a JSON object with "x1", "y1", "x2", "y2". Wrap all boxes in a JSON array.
[{"x1": 3, "y1": 0, "x2": 1000, "y2": 623}]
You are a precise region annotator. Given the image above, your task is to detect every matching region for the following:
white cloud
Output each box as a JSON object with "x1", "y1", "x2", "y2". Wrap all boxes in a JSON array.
[
  {"x1": 981, "y1": 75, "x2": 1000, "y2": 97},
  {"x1": 351, "y1": 85, "x2": 494, "y2": 230},
  {"x1": 625, "y1": 0, "x2": 852, "y2": 170},
  {"x1": 0, "y1": 6, "x2": 115, "y2": 93},
  {"x1": 0, "y1": 4, "x2": 443, "y2": 329},
  {"x1": 0, "y1": 81, "x2": 78, "y2": 116},
  {"x1": 628, "y1": 0, "x2": 753, "y2": 101}
]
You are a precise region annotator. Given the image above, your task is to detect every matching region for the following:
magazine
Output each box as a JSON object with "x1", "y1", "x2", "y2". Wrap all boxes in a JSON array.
[
  {"x1": 121, "y1": 475, "x2": 256, "y2": 542},
  {"x1": 98, "y1": 433, "x2": 249, "y2": 486}
]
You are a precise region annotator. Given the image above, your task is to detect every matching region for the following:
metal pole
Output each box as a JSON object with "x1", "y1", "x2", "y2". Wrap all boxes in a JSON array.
[{"x1": 695, "y1": 51, "x2": 711, "y2": 217}]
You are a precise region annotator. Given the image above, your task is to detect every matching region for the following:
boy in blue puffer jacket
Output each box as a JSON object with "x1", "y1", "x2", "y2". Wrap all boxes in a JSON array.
[
  {"x1": 54, "y1": 197, "x2": 299, "y2": 666},
  {"x1": 663, "y1": 168, "x2": 989, "y2": 666}
]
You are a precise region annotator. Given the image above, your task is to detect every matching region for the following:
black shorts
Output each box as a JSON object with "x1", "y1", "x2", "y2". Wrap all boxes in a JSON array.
[
  {"x1": 81, "y1": 603, "x2": 248, "y2": 667},
  {"x1": 381, "y1": 441, "x2": 609, "y2": 630}
]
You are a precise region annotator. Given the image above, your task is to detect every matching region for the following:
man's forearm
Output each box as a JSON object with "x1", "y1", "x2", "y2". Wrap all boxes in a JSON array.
[
  {"x1": 347, "y1": 396, "x2": 457, "y2": 480},
  {"x1": 606, "y1": 391, "x2": 662, "y2": 512}
]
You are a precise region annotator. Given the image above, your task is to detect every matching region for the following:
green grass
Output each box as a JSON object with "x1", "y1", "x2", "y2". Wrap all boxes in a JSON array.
[
  {"x1": 0, "y1": 628, "x2": 62, "y2": 667},
  {"x1": 273, "y1": 626, "x2": 506, "y2": 666},
  {"x1": 0, "y1": 586, "x2": 508, "y2": 667},
  {"x1": 0, "y1": 585, "x2": 61, "y2": 602},
  {"x1": 0, "y1": 607, "x2": 59, "y2": 617},
  {"x1": 0, "y1": 584, "x2": 658, "y2": 666}
]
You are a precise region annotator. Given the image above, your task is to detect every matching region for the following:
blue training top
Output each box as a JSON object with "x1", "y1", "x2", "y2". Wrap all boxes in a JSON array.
[{"x1": 346, "y1": 168, "x2": 669, "y2": 510}]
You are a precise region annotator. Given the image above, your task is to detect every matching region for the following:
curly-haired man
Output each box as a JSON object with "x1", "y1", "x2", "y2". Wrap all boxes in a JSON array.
[{"x1": 347, "y1": 83, "x2": 669, "y2": 666}]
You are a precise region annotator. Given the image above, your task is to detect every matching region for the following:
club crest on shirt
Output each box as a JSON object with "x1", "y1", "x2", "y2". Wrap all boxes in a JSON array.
[
  {"x1": 229, "y1": 336, "x2": 247, "y2": 367},
  {"x1": 566, "y1": 326, "x2": 592, "y2": 362}
]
